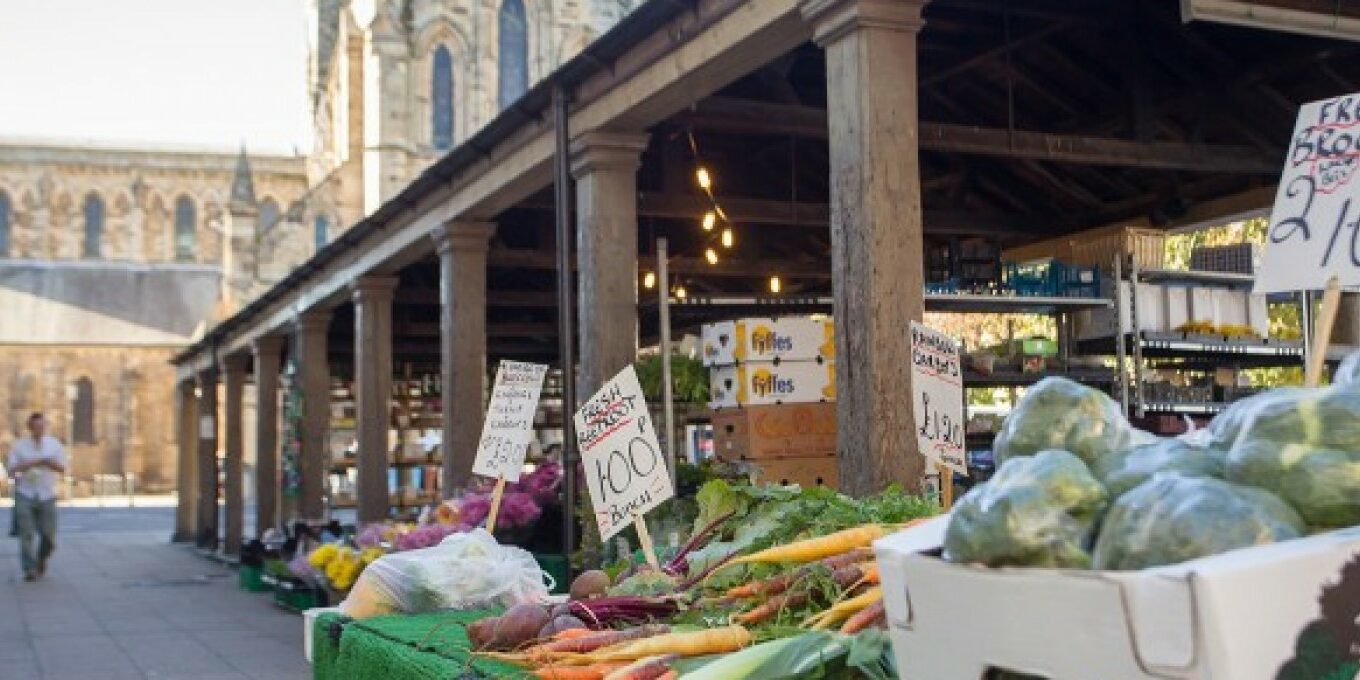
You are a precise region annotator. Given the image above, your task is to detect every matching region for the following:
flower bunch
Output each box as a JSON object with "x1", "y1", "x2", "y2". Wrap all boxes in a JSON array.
[
  {"x1": 516, "y1": 462, "x2": 563, "y2": 507},
  {"x1": 323, "y1": 547, "x2": 363, "y2": 591},
  {"x1": 392, "y1": 522, "x2": 462, "y2": 551}
]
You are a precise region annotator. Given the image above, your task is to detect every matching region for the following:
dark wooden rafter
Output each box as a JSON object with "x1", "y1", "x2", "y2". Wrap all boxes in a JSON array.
[
  {"x1": 485, "y1": 248, "x2": 830, "y2": 279},
  {"x1": 681, "y1": 98, "x2": 1279, "y2": 173}
]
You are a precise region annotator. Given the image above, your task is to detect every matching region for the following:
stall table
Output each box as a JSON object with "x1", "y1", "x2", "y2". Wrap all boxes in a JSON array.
[{"x1": 312, "y1": 610, "x2": 526, "y2": 679}]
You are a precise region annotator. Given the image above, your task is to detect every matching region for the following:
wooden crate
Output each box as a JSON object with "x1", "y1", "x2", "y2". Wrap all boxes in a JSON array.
[
  {"x1": 1002, "y1": 219, "x2": 1165, "y2": 273},
  {"x1": 746, "y1": 456, "x2": 838, "y2": 489},
  {"x1": 711, "y1": 402, "x2": 836, "y2": 461}
]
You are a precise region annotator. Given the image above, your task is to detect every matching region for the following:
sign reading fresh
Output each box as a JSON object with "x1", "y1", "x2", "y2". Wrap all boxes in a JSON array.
[{"x1": 574, "y1": 365, "x2": 673, "y2": 567}]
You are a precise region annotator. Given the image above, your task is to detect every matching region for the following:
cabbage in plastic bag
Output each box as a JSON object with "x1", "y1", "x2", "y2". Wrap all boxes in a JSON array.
[
  {"x1": 1206, "y1": 387, "x2": 1307, "y2": 452},
  {"x1": 338, "y1": 529, "x2": 550, "y2": 619},
  {"x1": 1092, "y1": 473, "x2": 1304, "y2": 570},
  {"x1": 945, "y1": 449, "x2": 1108, "y2": 568},
  {"x1": 992, "y1": 377, "x2": 1138, "y2": 473},
  {"x1": 1333, "y1": 348, "x2": 1360, "y2": 387},
  {"x1": 1224, "y1": 387, "x2": 1360, "y2": 528},
  {"x1": 1100, "y1": 437, "x2": 1226, "y2": 500}
]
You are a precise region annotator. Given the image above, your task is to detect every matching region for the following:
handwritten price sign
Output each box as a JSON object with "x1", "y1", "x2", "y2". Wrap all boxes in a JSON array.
[
  {"x1": 574, "y1": 365, "x2": 674, "y2": 541},
  {"x1": 1259, "y1": 93, "x2": 1360, "y2": 293},
  {"x1": 471, "y1": 361, "x2": 548, "y2": 482},
  {"x1": 909, "y1": 322, "x2": 967, "y2": 476}
]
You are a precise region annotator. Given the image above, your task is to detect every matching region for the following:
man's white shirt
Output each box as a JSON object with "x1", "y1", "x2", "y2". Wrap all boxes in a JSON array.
[{"x1": 7, "y1": 436, "x2": 67, "y2": 501}]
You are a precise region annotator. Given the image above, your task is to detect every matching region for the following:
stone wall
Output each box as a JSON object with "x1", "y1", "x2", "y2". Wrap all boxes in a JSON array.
[{"x1": 0, "y1": 345, "x2": 179, "y2": 493}]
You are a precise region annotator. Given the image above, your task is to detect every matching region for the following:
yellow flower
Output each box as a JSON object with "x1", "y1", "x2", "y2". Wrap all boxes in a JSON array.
[
  {"x1": 308, "y1": 544, "x2": 339, "y2": 569},
  {"x1": 360, "y1": 547, "x2": 385, "y2": 565}
]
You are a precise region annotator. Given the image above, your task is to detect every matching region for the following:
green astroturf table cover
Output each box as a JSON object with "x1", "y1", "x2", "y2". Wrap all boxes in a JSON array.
[{"x1": 312, "y1": 609, "x2": 528, "y2": 679}]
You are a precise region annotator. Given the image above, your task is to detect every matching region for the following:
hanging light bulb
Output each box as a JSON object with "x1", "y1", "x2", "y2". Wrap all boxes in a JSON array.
[
  {"x1": 769, "y1": 275, "x2": 782, "y2": 294},
  {"x1": 674, "y1": 285, "x2": 688, "y2": 300},
  {"x1": 643, "y1": 271, "x2": 656, "y2": 289},
  {"x1": 696, "y1": 167, "x2": 712, "y2": 190},
  {"x1": 705, "y1": 247, "x2": 719, "y2": 265},
  {"x1": 720, "y1": 228, "x2": 734, "y2": 249},
  {"x1": 701, "y1": 211, "x2": 716, "y2": 231}
]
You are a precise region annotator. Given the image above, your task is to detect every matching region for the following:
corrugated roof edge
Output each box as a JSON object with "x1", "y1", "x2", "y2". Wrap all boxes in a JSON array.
[{"x1": 172, "y1": 0, "x2": 691, "y2": 366}]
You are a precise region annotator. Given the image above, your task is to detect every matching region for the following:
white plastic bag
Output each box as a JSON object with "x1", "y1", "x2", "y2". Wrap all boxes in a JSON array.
[{"x1": 338, "y1": 529, "x2": 551, "y2": 619}]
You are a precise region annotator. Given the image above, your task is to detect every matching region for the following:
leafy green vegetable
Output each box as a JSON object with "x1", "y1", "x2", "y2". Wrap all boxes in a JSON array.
[
  {"x1": 1092, "y1": 473, "x2": 1304, "y2": 570},
  {"x1": 607, "y1": 568, "x2": 681, "y2": 597},
  {"x1": 1100, "y1": 437, "x2": 1226, "y2": 499},
  {"x1": 945, "y1": 449, "x2": 1108, "y2": 568},
  {"x1": 692, "y1": 480, "x2": 750, "y2": 536}
]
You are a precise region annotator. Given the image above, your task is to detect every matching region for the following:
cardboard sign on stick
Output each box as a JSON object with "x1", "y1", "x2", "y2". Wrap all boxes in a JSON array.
[
  {"x1": 471, "y1": 361, "x2": 549, "y2": 483},
  {"x1": 1258, "y1": 93, "x2": 1360, "y2": 294},
  {"x1": 574, "y1": 365, "x2": 674, "y2": 545},
  {"x1": 909, "y1": 322, "x2": 967, "y2": 477}
]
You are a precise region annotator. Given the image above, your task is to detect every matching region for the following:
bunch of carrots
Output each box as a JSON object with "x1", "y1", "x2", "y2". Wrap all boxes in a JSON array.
[{"x1": 471, "y1": 519, "x2": 928, "y2": 679}]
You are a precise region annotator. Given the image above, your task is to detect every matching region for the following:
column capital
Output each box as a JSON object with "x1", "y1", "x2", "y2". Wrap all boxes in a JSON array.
[
  {"x1": 569, "y1": 131, "x2": 650, "y2": 179},
  {"x1": 799, "y1": 0, "x2": 927, "y2": 47},
  {"x1": 222, "y1": 354, "x2": 251, "y2": 376},
  {"x1": 431, "y1": 220, "x2": 496, "y2": 256},
  {"x1": 351, "y1": 275, "x2": 400, "y2": 303},
  {"x1": 253, "y1": 334, "x2": 285, "y2": 356},
  {"x1": 294, "y1": 309, "x2": 333, "y2": 335}
]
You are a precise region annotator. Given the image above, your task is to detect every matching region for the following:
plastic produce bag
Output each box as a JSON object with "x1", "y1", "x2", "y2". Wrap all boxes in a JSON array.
[
  {"x1": 992, "y1": 377, "x2": 1143, "y2": 473},
  {"x1": 1222, "y1": 386, "x2": 1360, "y2": 528},
  {"x1": 945, "y1": 449, "x2": 1108, "y2": 568},
  {"x1": 1333, "y1": 348, "x2": 1360, "y2": 387},
  {"x1": 338, "y1": 529, "x2": 550, "y2": 619},
  {"x1": 1100, "y1": 436, "x2": 1226, "y2": 499},
  {"x1": 1093, "y1": 473, "x2": 1304, "y2": 570}
]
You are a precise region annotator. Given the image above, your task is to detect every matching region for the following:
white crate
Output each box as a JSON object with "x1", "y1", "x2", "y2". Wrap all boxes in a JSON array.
[
  {"x1": 701, "y1": 317, "x2": 833, "y2": 366},
  {"x1": 709, "y1": 360, "x2": 834, "y2": 408},
  {"x1": 875, "y1": 517, "x2": 1360, "y2": 680}
]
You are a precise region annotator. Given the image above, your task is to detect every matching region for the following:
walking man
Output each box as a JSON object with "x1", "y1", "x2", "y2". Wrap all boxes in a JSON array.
[{"x1": 7, "y1": 413, "x2": 66, "y2": 581}]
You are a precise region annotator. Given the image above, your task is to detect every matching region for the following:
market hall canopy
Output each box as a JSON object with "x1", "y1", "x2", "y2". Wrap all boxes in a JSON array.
[{"x1": 171, "y1": 0, "x2": 1360, "y2": 528}]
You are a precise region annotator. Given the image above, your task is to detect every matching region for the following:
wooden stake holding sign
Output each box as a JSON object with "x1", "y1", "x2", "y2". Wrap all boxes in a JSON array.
[
  {"x1": 573, "y1": 365, "x2": 674, "y2": 569},
  {"x1": 1305, "y1": 277, "x2": 1343, "y2": 387},
  {"x1": 471, "y1": 361, "x2": 549, "y2": 533},
  {"x1": 909, "y1": 322, "x2": 968, "y2": 509}
]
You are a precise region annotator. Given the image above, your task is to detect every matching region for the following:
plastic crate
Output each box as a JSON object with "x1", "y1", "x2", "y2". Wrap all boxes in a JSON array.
[
  {"x1": 1003, "y1": 261, "x2": 1056, "y2": 297},
  {"x1": 273, "y1": 577, "x2": 326, "y2": 612},
  {"x1": 1052, "y1": 263, "x2": 1101, "y2": 298},
  {"x1": 533, "y1": 553, "x2": 570, "y2": 595},
  {"x1": 1190, "y1": 243, "x2": 1258, "y2": 274},
  {"x1": 239, "y1": 564, "x2": 269, "y2": 592}
]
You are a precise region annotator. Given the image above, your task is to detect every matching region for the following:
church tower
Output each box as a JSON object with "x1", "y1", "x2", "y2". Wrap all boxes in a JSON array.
[{"x1": 225, "y1": 147, "x2": 260, "y2": 312}]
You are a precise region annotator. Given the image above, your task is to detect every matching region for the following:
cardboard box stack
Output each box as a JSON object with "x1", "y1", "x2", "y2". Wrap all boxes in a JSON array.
[{"x1": 702, "y1": 316, "x2": 837, "y2": 488}]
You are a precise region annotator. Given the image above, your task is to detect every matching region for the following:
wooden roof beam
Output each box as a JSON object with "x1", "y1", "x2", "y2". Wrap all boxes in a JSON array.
[
  {"x1": 684, "y1": 98, "x2": 1279, "y2": 173},
  {"x1": 487, "y1": 248, "x2": 831, "y2": 279}
]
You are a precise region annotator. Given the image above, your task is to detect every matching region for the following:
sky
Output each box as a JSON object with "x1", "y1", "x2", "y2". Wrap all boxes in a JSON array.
[{"x1": 0, "y1": 0, "x2": 312, "y2": 155}]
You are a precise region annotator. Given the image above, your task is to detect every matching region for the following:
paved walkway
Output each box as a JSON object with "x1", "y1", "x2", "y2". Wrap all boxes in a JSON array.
[{"x1": 0, "y1": 506, "x2": 309, "y2": 680}]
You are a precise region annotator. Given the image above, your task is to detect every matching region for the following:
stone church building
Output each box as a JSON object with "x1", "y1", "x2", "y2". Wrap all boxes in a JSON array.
[{"x1": 0, "y1": 0, "x2": 637, "y2": 494}]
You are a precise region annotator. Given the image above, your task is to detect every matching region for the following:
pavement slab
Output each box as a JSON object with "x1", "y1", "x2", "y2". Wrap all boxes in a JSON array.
[{"x1": 0, "y1": 506, "x2": 308, "y2": 680}]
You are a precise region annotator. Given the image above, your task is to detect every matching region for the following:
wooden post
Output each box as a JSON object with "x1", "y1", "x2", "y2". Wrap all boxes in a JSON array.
[
  {"x1": 1306, "y1": 276, "x2": 1343, "y2": 387},
  {"x1": 485, "y1": 476, "x2": 507, "y2": 533},
  {"x1": 937, "y1": 462, "x2": 954, "y2": 509},
  {"x1": 172, "y1": 379, "x2": 198, "y2": 542},
  {"x1": 222, "y1": 356, "x2": 248, "y2": 556},
  {"x1": 633, "y1": 514, "x2": 660, "y2": 570},
  {"x1": 353, "y1": 276, "x2": 399, "y2": 523},
  {"x1": 195, "y1": 369, "x2": 219, "y2": 550},
  {"x1": 252, "y1": 336, "x2": 284, "y2": 537},
  {"x1": 294, "y1": 310, "x2": 332, "y2": 521}
]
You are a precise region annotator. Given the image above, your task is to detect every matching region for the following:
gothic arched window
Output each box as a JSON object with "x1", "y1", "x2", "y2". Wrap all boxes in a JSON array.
[
  {"x1": 314, "y1": 214, "x2": 330, "y2": 251},
  {"x1": 83, "y1": 193, "x2": 104, "y2": 258},
  {"x1": 71, "y1": 377, "x2": 95, "y2": 445},
  {"x1": 259, "y1": 197, "x2": 280, "y2": 232},
  {"x1": 499, "y1": 0, "x2": 529, "y2": 110},
  {"x1": 0, "y1": 191, "x2": 10, "y2": 257},
  {"x1": 432, "y1": 45, "x2": 454, "y2": 150},
  {"x1": 174, "y1": 195, "x2": 197, "y2": 262}
]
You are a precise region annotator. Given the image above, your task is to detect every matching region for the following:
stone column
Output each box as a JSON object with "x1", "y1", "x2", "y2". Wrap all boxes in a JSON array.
[
  {"x1": 253, "y1": 336, "x2": 284, "y2": 537},
  {"x1": 222, "y1": 355, "x2": 247, "y2": 556},
  {"x1": 352, "y1": 276, "x2": 399, "y2": 522},
  {"x1": 294, "y1": 310, "x2": 333, "y2": 520},
  {"x1": 431, "y1": 221, "x2": 495, "y2": 495},
  {"x1": 195, "y1": 369, "x2": 219, "y2": 550},
  {"x1": 801, "y1": 0, "x2": 929, "y2": 495},
  {"x1": 172, "y1": 379, "x2": 198, "y2": 542},
  {"x1": 570, "y1": 132, "x2": 649, "y2": 400}
]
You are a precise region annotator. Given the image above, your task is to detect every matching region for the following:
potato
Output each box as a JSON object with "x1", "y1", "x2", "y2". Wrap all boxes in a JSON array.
[
  {"x1": 492, "y1": 603, "x2": 550, "y2": 649},
  {"x1": 466, "y1": 616, "x2": 499, "y2": 650},
  {"x1": 570, "y1": 569, "x2": 611, "y2": 600},
  {"x1": 538, "y1": 615, "x2": 587, "y2": 638}
]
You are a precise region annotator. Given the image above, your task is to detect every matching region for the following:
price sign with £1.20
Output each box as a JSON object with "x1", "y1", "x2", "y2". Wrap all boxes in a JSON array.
[
  {"x1": 574, "y1": 365, "x2": 674, "y2": 542},
  {"x1": 471, "y1": 361, "x2": 548, "y2": 483}
]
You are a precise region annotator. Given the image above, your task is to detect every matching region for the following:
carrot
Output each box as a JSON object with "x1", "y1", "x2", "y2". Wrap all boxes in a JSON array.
[
  {"x1": 723, "y1": 548, "x2": 873, "y2": 599},
  {"x1": 487, "y1": 626, "x2": 670, "y2": 666},
  {"x1": 839, "y1": 599, "x2": 886, "y2": 634},
  {"x1": 734, "y1": 590, "x2": 810, "y2": 625},
  {"x1": 533, "y1": 663, "x2": 627, "y2": 680},
  {"x1": 656, "y1": 673, "x2": 677, "y2": 680},
  {"x1": 707, "y1": 525, "x2": 901, "y2": 584},
  {"x1": 805, "y1": 587, "x2": 882, "y2": 631},
  {"x1": 561, "y1": 626, "x2": 752, "y2": 664},
  {"x1": 602, "y1": 654, "x2": 677, "y2": 680},
  {"x1": 553, "y1": 628, "x2": 598, "y2": 641}
]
